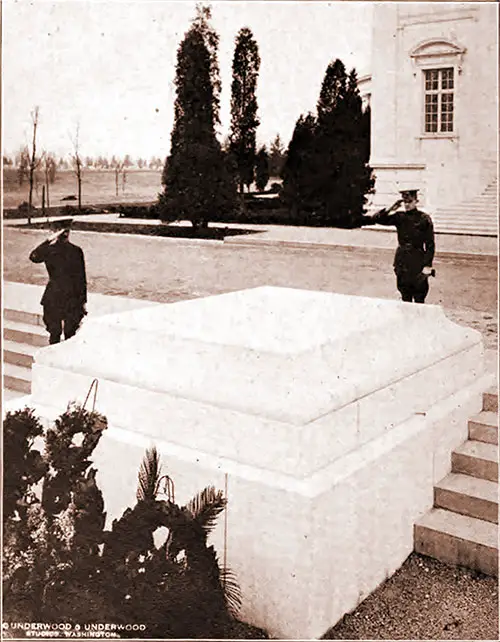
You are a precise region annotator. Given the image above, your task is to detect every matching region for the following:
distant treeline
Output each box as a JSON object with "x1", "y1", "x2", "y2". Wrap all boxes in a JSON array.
[{"x1": 3, "y1": 153, "x2": 165, "y2": 173}]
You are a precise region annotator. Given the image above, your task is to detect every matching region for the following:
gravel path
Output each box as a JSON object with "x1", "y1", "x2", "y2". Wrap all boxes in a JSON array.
[
  {"x1": 4, "y1": 227, "x2": 498, "y2": 352},
  {"x1": 324, "y1": 553, "x2": 498, "y2": 640}
]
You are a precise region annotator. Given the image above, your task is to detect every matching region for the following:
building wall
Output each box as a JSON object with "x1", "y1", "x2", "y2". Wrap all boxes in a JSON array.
[{"x1": 370, "y1": 3, "x2": 497, "y2": 212}]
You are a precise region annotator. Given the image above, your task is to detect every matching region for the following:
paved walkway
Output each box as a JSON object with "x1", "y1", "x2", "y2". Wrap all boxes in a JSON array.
[{"x1": 5, "y1": 213, "x2": 498, "y2": 257}]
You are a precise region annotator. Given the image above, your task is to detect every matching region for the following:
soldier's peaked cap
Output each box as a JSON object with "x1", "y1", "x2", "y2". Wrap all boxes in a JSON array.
[
  {"x1": 399, "y1": 189, "x2": 419, "y2": 199},
  {"x1": 51, "y1": 218, "x2": 74, "y2": 230}
]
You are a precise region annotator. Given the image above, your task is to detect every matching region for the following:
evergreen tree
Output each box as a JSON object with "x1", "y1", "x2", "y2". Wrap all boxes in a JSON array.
[
  {"x1": 281, "y1": 113, "x2": 319, "y2": 220},
  {"x1": 317, "y1": 58, "x2": 347, "y2": 122},
  {"x1": 269, "y1": 134, "x2": 286, "y2": 178},
  {"x1": 281, "y1": 61, "x2": 373, "y2": 226},
  {"x1": 159, "y1": 9, "x2": 237, "y2": 228},
  {"x1": 361, "y1": 103, "x2": 371, "y2": 164},
  {"x1": 254, "y1": 146, "x2": 270, "y2": 192},
  {"x1": 313, "y1": 61, "x2": 374, "y2": 225},
  {"x1": 229, "y1": 27, "x2": 261, "y2": 195},
  {"x1": 191, "y1": 5, "x2": 222, "y2": 124}
]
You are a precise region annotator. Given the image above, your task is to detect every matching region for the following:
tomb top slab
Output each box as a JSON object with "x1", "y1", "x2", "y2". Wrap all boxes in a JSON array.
[
  {"x1": 35, "y1": 287, "x2": 481, "y2": 425},
  {"x1": 87, "y1": 286, "x2": 414, "y2": 354}
]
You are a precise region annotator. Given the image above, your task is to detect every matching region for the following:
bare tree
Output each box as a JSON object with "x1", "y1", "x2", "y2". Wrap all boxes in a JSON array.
[
  {"x1": 70, "y1": 125, "x2": 83, "y2": 210},
  {"x1": 43, "y1": 154, "x2": 57, "y2": 208},
  {"x1": 114, "y1": 159, "x2": 125, "y2": 197},
  {"x1": 17, "y1": 146, "x2": 30, "y2": 186},
  {"x1": 27, "y1": 108, "x2": 44, "y2": 223}
]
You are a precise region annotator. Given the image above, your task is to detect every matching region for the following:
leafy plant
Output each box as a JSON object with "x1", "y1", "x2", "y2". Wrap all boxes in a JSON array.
[
  {"x1": 3, "y1": 405, "x2": 266, "y2": 638},
  {"x1": 3, "y1": 404, "x2": 108, "y2": 622},
  {"x1": 3, "y1": 407, "x2": 47, "y2": 520}
]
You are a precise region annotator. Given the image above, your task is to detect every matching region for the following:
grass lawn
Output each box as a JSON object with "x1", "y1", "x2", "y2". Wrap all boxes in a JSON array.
[{"x1": 3, "y1": 168, "x2": 162, "y2": 210}]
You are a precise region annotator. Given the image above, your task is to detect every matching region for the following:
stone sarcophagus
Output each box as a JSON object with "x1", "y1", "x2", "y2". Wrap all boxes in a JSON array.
[{"x1": 31, "y1": 287, "x2": 486, "y2": 638}]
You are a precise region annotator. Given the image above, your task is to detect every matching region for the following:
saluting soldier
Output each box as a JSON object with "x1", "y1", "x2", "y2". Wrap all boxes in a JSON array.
[
  {"x1": 359, "y1": 189, "x2": 435, "y2": 303},
  {"x1": 29, "y1": 218, "x2": 87, "y2": 344}
]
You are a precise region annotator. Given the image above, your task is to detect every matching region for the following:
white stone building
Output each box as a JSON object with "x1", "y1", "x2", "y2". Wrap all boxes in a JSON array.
[{"x1": 367, "y1": 3, "x2": 498, "y2": 235}]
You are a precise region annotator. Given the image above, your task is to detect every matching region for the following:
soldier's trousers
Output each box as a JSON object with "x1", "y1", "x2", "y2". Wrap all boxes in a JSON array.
[
  {"x1": 43, "y1": 305, "x2": 84, "y2": 344},
  {"x1": 396, "y1": 273, "x2": 429, "y2": 304}
]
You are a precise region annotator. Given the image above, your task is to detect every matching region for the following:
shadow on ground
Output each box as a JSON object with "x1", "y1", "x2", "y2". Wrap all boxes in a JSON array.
[{"x1": 17, "y1": 221, "x2": 261, "y2": 241}]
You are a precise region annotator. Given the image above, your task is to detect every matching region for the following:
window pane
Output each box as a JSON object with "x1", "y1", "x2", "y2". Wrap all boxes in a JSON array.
[
  {"x1": 441, "y1": 118, "x2": 453, "y2": 133},
  {"x1": 441, "y1": 92, "x2": 454, "y2": 132},
  {"x1": 425, "y1": 69, "x2": 439, "y2": 91},
  {"x1": 442, "y1": 93, "x2": 454, "y2": 112},
  {"x1": 441, "y1": 68, "x2": 454, "y2": 90}
]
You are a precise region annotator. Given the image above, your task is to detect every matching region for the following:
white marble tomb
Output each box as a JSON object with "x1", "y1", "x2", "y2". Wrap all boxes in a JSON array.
[{"x1": 30, "y1": 286, "x2": 486, "y2": 638}]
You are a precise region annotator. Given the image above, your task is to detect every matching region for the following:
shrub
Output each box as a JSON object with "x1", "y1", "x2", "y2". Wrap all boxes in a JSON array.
[{"x1": 2, "y1": 405, "x2": 267, "y2": 639}]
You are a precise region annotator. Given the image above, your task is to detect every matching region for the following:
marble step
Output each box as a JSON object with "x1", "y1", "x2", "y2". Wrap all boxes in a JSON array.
[
  {"x1": 414, "y1": 507, "x2": 498, "y2": 577},
  {"x1": 483, "y1": 387, "x2": 498, "y2": 413},
  {"x1": 4, "y1": 307, "x2": 43, "y2": 327},
  {"x1": 468, "y1": 411, "x2": 498, "y2": 445},
  {"x1": 434, "y1": 472, "x2": 497, "y2": 524},
  {"x1": 452, "y1": 440, "x2": 498, "y2": 482},
  {"x1": 3, "y1": 339, "x2": 39, "y2": 369},
  {"x1": 4, "y1": 362, "x2": 32, "y2": 395},
  {"x1": 3, "y1": 388, "x2": 28, "y2": 404},
  {"x1": 3, "y1": 318, "x2": 48, "y2": 348}
]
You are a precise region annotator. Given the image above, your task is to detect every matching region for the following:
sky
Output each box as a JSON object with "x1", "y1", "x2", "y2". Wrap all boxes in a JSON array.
[{"x1": 3, "y1": 1, "x2": 373, "y2": 162}]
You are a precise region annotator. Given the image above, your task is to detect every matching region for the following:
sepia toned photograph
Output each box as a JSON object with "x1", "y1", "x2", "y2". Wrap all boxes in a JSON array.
[{"x1": 2, "y1": 1, "x2": 498, "y2": 640}]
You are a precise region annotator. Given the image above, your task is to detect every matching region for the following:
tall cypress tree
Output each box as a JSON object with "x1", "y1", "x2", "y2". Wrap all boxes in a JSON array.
[
  {"x1": 361, "y1": 103, "x2": 371, "y2": 164},
  {"x1": 313, "y1": 59, "x2": 348, "y2": 225},
  {"x1": 229, "y1": 27, "x2": 261, "y2": 196},
  {"x1": 281, "y1": 113, "x2": 318, "y2": 220},
  {"x1": 314, "y1": 61, "x2": 374, "y2": 226},
  {"x1": 254, "y1": 145, "x2": 270, "y2": 192},
  {"x1": 338, "y1": 69, "x2": 374, "y2": 222},
  {"x1": 159, "y1": 9, "x2": 237, "y2": 228},
  {"x1": 281, "y1": 60, "x2": 373, "y2": 226},
  {"x1": 269, "y1": 134, "x2": 285, "y2": 178}
]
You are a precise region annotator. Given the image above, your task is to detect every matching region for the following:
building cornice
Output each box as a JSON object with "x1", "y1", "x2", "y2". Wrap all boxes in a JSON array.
[{"x1": 398, "y1": 7, "x2": 479, "y2": 29}]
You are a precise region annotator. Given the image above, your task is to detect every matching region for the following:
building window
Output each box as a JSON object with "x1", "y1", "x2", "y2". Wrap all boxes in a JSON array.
[{"x1": 424, "y1": 68, "x2": 454, "y2": 133}]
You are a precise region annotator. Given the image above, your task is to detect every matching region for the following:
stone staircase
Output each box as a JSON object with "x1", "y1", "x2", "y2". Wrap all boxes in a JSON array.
[
  {"x1": 3, "y1": 307, "x2": 48, "y2": 402},
  {"x1": 414, "y1": 389, "x2": 498, "y2": 576},
  {"x1": 3, "y1": 281, "x2": 161, "y2": 405},
  {"x1": 432, "y1": 178, "x2": 498, "y2": 237}
]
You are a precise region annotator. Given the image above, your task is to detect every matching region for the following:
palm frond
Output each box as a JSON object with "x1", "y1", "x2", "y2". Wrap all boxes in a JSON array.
[
  {"x1": 220, "y1": 566, "x2": 242, "y2": 617},
  {"x1": 136, "y1": 446, "x2": 161, "y2": 502},
  {"x1": 185, "y1": 486, "x2": 226, "y2": 535}
]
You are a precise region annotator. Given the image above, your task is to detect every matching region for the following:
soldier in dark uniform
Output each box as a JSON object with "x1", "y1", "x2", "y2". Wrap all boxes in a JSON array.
[
  {"x1": 29, "y1": 219, "x2": 87, "y2": 344},
  {"x1": 359, "y1": 189, "x2": 435, "y2": 303}
]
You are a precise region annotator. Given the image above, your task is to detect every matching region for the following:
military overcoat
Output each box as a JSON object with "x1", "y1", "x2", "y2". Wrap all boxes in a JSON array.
[{"x1": 29, "y1": 239, "x2": 87, "y2": 314}]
